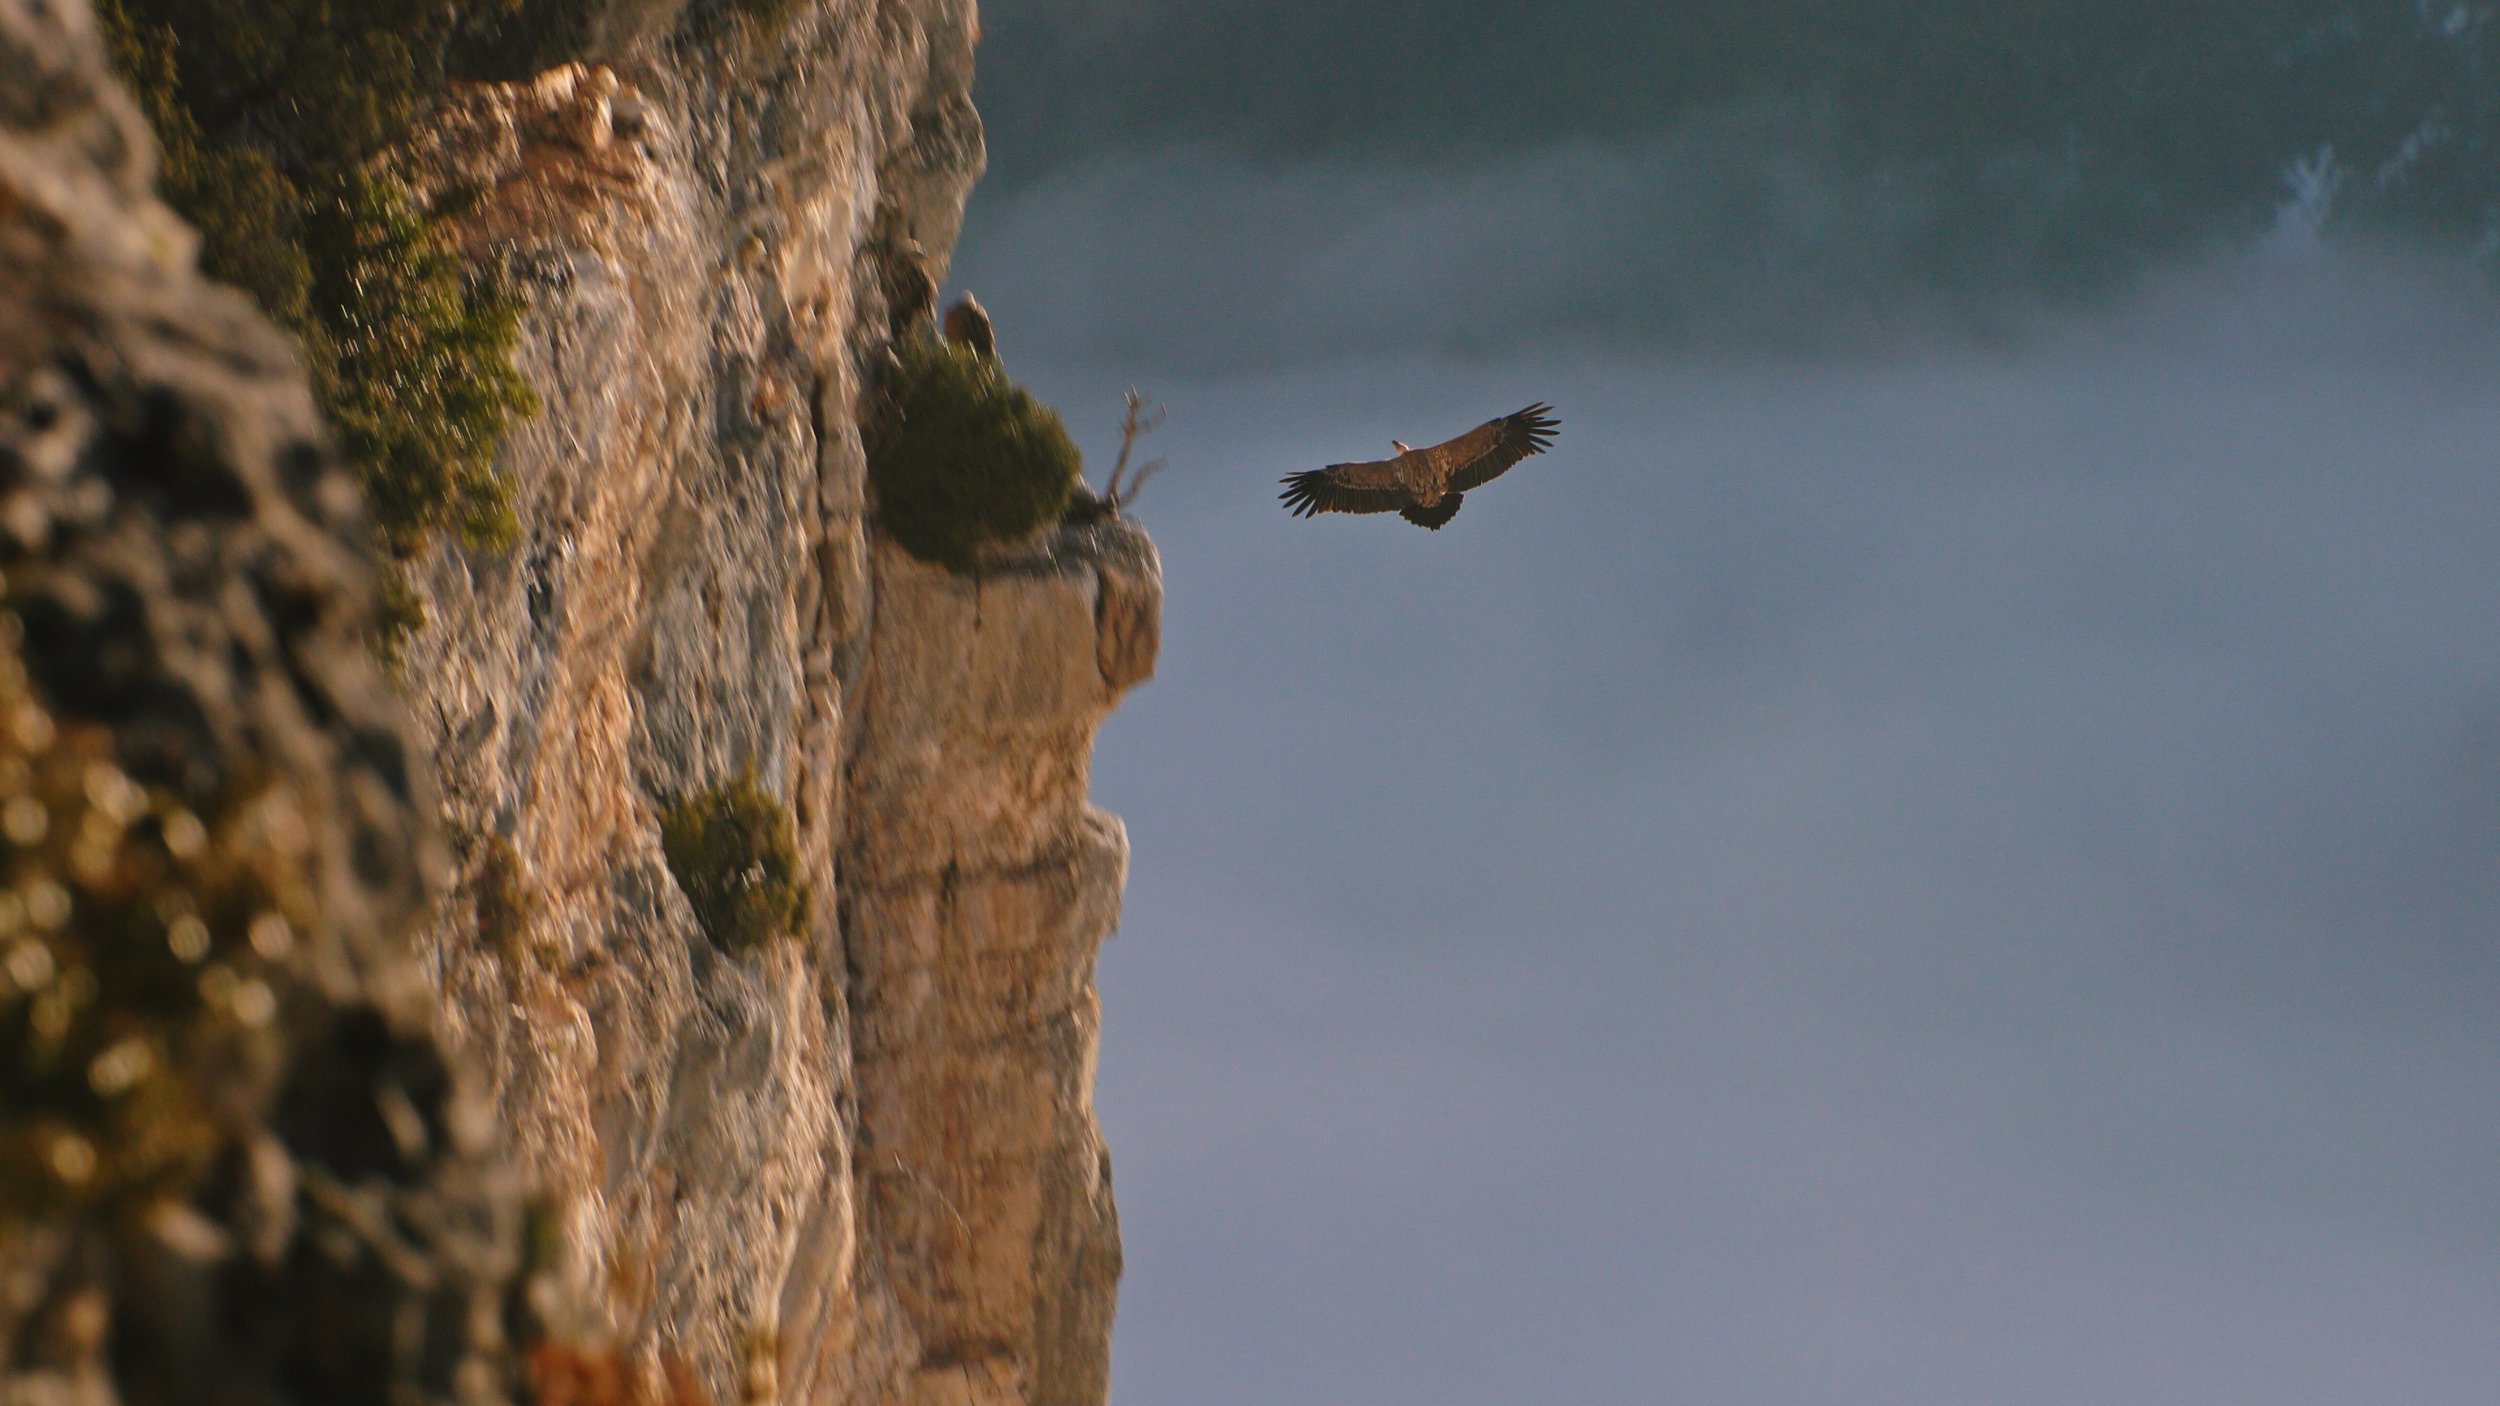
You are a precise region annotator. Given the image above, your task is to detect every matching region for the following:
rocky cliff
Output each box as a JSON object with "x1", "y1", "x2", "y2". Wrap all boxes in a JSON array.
[{"x1": 1, "y1": 2, "x2": 1154, "y2": 1404}]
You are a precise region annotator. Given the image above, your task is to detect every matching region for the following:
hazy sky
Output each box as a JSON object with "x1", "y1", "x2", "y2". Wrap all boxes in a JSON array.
[{"x1": 952, "y1": 7, "x2": 2500, "y2": 1403}]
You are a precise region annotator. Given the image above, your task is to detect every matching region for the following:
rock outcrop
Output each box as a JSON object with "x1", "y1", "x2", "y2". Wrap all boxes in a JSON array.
[{"x1": 1, "y1": 2, "x2": 1155, "y2": 1405}]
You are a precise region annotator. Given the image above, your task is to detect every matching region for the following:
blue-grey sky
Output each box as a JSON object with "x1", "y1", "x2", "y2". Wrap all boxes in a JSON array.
[{"x1": 953, "y1": 6, "x2": 2500, "y2": 1402}]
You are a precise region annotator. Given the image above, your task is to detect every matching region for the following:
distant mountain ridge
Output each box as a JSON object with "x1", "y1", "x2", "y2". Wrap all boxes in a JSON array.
[{"x1": 977, "y1": 1, "x2": 2500, "y2": 285}]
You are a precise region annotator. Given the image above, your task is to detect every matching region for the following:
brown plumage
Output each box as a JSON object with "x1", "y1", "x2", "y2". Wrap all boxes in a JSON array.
[
  {"x1": 942, "y1": 293, "x2": 996, "y2": 359},
  {"x1": 1280, "y1": 403, "x2": 1558, "y2": 529}
]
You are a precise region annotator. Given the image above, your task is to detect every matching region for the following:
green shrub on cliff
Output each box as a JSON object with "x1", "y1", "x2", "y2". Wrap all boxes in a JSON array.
[
  {"x1": 659, "y1": 771, "x2": 808, "y2": 955},
  {"x1": 97, "y1": 0, "x2": 557, "y2": 556},
  {"x1": 866, "y1": 339, "x2": 1082, "y2": 573}
]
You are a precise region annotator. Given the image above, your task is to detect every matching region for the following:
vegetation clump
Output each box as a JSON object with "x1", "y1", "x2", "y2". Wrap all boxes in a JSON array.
[
  {"x1": 97, "y1": 0, "x2": 554, "y2": 557},
  {"x1": 658, "y1": 771, "x2": 808, "y2": 955},
  {"x1": 866, "y1": 339, "x2": 1082, "y2": 572}
]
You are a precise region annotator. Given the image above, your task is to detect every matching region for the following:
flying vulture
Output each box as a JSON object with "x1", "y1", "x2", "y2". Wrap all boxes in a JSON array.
[{"x1": 1279, "y1": 404, "x2": 1559, "y2": 529}]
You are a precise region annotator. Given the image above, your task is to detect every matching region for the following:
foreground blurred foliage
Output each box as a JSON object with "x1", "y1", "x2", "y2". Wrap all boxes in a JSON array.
[
  {"x1": 0, "y1": 624, "x2": 305, "y2": 1215},
  {"x1": 867, "y1": 339, "x2": 1081, "y2": 572},
  {"x1": 95, "y1": 0, "x2": 575, "y2": 556}
]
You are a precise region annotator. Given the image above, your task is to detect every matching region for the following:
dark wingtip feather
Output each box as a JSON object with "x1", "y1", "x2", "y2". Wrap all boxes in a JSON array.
[
  {"x1": 1507, "y1": 402, "x2": 1560, "y2": 454},
  {"x1": 1279, "y1": 469, "x2": 1324, "y2": 517}
]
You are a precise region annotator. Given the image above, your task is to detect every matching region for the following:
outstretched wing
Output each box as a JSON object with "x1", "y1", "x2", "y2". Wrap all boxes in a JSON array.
[
  {"x1": 1430, "y1": 403, "x2": 1560, "y2": 494},
  {"x1": 1280, "y1": 456, "x2": 1409, "y2": 518}
]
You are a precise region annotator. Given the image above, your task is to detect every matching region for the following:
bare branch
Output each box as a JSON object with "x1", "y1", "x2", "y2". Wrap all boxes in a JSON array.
[
  {"x1": 1101, "y1": 388, "x2": 1170, "y2": 514},
  {"x1": 1121, "y1": 455, "x2": 1169, "y2": 503}
]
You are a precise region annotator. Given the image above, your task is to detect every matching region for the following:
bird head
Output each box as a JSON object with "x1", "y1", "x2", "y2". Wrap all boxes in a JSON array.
[{"x1": 1391, "y1": 440, "x2": 1412, "y2": 455}]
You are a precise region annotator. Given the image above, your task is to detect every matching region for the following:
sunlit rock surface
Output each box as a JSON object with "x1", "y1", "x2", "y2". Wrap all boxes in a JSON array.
[{"x1": 387, "y1": 5, "x2": 1155, "y2": 1403}]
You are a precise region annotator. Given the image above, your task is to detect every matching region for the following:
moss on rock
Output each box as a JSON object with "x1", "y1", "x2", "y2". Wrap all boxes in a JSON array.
[
  {"x1": 310, "y1": 174, "x2": 534, "y2": 556},
  {"x1": 96, "y1": 0, "x2": 552, "y2": 558}
]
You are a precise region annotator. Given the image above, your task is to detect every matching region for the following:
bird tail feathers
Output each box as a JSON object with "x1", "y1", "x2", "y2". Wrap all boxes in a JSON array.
[{"x1": 1400, "y1": 495, "x2": 1463, "y2": 530}]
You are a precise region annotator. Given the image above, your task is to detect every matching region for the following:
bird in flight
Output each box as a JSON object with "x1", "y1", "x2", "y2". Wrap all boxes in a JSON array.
[{"x1": 1279, "y1": 404, "x2": 1559, "y2": 529}]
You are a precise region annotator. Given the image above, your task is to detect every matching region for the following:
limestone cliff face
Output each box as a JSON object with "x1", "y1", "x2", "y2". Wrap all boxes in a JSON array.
[{"x1": 385, "y1": 6, "x2": 1153, "y2": 1405}]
